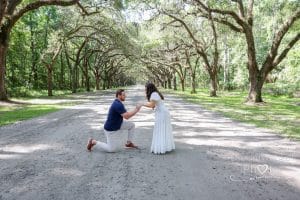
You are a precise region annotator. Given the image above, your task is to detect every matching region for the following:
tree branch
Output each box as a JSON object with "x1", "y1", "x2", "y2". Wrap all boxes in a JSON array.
[
  {"x1": 162, "y1": 11, "x2": 202, "y2": 49},
  {"x1": 247, "y1": 0, "x2": 254, "y2": 25},
  {"x1": 263, "y1": 9, "x2": 300, "y2": 70},
  {"x1": 212, "y1": 16, "x2": 244, "y2": 32},
  {"x1": 273, "y1": 32, "x2": 300, "y2": 67},
  {"x1": 11, "y1": 0, "x2": 79, "y2": 26},
  {"x1": 0, "y1": 0, "x2": 8, "y2": 23},
  {"x1": 6, "y1": 0, "x2": 22, "y2": 15},
  {"x1": 231, "y1": 0, "x2": 245, "y2": 18},
  {"x1": 194, "y1": 0, "x2": 244, "y2": 27}
]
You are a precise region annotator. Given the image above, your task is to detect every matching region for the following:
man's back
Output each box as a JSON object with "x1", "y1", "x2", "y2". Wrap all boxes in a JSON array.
[{"x1": 104, "y1": 99, "x2": 127, "y2": 131}]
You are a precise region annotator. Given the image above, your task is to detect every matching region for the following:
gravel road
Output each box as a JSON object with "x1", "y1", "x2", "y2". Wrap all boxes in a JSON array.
[{"x1": 0, "y1": 85, "x2": 300, "y2": 200}]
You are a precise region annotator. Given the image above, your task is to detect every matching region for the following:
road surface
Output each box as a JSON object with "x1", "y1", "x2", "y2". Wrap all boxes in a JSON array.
[{"x1": 1, "y1": 85, "x2": 300, "y2": 200}]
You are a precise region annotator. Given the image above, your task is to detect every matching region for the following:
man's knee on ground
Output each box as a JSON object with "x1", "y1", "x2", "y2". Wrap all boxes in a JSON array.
[{"x1": 107, "y1": 146, "x2": 119, "y2": 153}]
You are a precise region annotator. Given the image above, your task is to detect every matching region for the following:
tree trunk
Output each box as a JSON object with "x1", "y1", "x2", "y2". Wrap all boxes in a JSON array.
[
  {"x1": 247, "y1": 71, "x2": 264, "y2": 102},
  {"x1": 107, "y1": 79, "x2": 110, "y2": 89},
  {"x1": 95, "y1": 75, "x2": 100, "y2": 90},
  {"x1": 29, "y1": 13, "x2": 39, "y2": 89},
  {"x1": 64, "y1": 49, "x2": 72, "y2": 90},
  {"x1": 173, "y1": 76, "x2": 177, "y2": 90},
  {"x1": 81, "y1": 73, "x2": 84, "y2": 88},
  {"x1": 47, "y1": 66, "x2": 53, "y2": 96},
  {"x1": 59, "y1": 52, "x2": 65, "y2": 89},
  {"x1": 76, "y1": 64, "x2": 79, "y2": 90},
  {"x1": 180, "y1": 78, "x2": 185, "y2": 91},
  {"x1": 223, "y1": 36, "x2": 230, "y2": 90},
  {"x1": 244, "y1": 27, "x2": 263, "y2": 103},
  {"x1": 158, "y1": 79, "x2": 163, "y2": 88},
  {"x1": 0, "y1": 35, "x2": 9, "y2": 101},
  {"x1": 84, "y1": 61, "x2": 90, "y2": 92},
  {"x1": 210, "y1": 74, "x2": 218, "y2": 97},
  {"x1": 94, "y1": 70, "x2": 100, "y2": 90},
  {"x1": 168, "y1": 78, "x2": 172, "y2": 89},
  {"x1": 71, "y1": 67, "x2": 76, "y2": 93},
  {"x1": 191, "y1": 73, "x2": 196, "y2": 94},
  {"x1": 86, "y1": 76, "x2": 90, "y2": 92},
  {"x1": 102, "y1": 73, "x2": 107, "y2": 90}
]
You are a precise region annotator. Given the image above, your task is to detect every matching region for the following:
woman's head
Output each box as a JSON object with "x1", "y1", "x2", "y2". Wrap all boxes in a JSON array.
[{"x1": 145, "y1": 82, "x2": 164, "y2": 101}]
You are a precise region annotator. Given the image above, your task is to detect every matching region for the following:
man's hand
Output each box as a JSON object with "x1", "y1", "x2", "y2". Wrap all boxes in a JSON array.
[{"x1": 122, "y1": 104, "x2": 142, "y2": 120}]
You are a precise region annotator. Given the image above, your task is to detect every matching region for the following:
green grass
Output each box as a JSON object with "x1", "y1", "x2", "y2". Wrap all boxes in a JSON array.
[
  {"x1": 166, "y1": 88, "x2": 300, "y2": 139},
  {"x1": 0, "y1": 87, "x2": 125, "y2": 127},
  {"x1": 0, "y1": 105, "x2": 62, "y2": 126},
  {"x1": 0, "y1": 89, "x2": 89, "y2": 126}
]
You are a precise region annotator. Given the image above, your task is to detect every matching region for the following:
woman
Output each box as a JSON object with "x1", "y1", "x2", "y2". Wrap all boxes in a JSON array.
[{"x1": 142, "y1": 83, "x2": 175, "y2": 154}]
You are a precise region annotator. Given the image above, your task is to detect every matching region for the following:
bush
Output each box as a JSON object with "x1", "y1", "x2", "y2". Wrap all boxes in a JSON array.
[
  {"x1": 263, "y1": 83, "x2": 299, "y2": 97},
  {"x1": 7, "y1": 86, "x2": 37, "y2": 97},
  {"x1": 6, "y1": 87, "x2": 73, "y2": 98}
]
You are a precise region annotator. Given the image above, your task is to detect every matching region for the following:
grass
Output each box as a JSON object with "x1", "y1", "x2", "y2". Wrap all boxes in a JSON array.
[
  {"x1": 0, "y1": 89, "x2": 90, "y2": 126},
  {"x1": 0, "y1": 87, "x2": 120, "y2": 127},
  {"x1": 0, "y1": 105, "x2": 62, "y2": 126},
  {"x1": 166, "y1": 88, "x2": 300, "y2": 139}
]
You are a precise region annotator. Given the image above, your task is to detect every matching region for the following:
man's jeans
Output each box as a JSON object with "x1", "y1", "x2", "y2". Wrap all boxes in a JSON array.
[{"x1": 94, "y1": 121, "x2": 135, "y2": 152}]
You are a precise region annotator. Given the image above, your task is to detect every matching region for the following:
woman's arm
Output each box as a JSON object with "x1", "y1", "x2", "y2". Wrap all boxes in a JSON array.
[{"x1": 143, "y1": 100, "x2": 155, "y2": 109}]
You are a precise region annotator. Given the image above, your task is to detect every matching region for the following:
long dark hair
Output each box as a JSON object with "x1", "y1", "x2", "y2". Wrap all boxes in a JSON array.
[{"x1": 145, "y1": 83, "x2": 164, "y2": 101}]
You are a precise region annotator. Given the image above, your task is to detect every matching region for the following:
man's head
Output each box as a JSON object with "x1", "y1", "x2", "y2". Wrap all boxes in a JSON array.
[{"x1": 116, "y1": 89, "x2": 126, "y2": 101}]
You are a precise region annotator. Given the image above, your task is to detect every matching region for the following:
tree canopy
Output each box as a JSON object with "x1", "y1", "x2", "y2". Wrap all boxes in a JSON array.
[{"x1": 0, "y1": 0, "x2": 299, "y2": 103}]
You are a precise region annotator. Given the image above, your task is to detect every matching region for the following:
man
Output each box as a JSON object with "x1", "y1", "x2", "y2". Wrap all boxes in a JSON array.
[{"x1": 87, "y1": 89, "x2": 141, "y2": 152}]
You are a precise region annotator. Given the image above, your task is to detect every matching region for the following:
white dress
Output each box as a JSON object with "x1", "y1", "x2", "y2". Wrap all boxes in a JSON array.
[{"x1": 150, "y1": 92, "x2": 175, "y2": 154}]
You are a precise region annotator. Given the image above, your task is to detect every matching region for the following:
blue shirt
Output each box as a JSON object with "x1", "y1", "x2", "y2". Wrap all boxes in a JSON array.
[{"x1": 104, "y1": 99, "x2": 127, "y2": 131}]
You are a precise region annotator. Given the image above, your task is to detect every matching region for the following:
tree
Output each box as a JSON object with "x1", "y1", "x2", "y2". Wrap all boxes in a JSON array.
[
  {"x1": 0, "y1": 0, "x2": 81, "y2": 100},
  {"x1": 41, "y1": 37, "x2": 62, "y2": 96},
  {"x1": 192, "y1": 0, "x2": 300, "y2": 102}
]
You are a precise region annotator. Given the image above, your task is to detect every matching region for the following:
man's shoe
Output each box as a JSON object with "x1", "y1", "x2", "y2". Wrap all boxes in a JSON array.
[
  {"x1": 87, "y1": 139, "x2": 95, "y2": 151},
  {"x1": 125, "y1": 142, "x2": 138, "y2": 149}
]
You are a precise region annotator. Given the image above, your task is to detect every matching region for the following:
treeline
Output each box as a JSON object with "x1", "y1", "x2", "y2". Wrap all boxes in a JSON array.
[
  {"x1": 0, "y1": 0, "x2": 299, "y2": 104},
  {"x1": 0, "y1": 0, "x2": 138, "y2": 100},
  {"x1": 139, "y1": 0, "x2": 300, "y2": 103}
]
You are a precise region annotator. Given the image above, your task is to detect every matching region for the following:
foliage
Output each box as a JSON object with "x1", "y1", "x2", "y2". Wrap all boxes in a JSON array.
[
  {"x1": 6, "y1": 86, "x2": 74, "y2": 98},
  {"x1": 3, "y1": 0, "x2": 300, "y2": 99}
]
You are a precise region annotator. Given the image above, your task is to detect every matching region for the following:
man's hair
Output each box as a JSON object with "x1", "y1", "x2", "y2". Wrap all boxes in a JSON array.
[{"x1": 116, "y1": 89, "x2": 125, "y2": 98}]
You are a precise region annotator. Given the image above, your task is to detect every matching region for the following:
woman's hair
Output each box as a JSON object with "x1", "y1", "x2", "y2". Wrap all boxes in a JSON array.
[
  {"x1": 116, "y1": 89, "x2": 125, "y2": 98},
  {"x1": 145, "y1": 83, "x2": 164, "y2": 101}
]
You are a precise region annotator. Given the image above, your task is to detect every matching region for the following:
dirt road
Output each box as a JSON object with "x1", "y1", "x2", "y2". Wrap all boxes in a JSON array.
[{"x1": 1, "y1": 85, "x2": 300, "y2": 200}]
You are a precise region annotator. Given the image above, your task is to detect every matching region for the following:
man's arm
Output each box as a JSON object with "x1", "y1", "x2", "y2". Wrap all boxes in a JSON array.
[{"x1": 121, "y1": 106, "x2": 141, "y2": 120}]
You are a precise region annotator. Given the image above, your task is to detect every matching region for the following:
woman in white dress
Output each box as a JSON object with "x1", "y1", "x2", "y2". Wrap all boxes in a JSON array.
[{"x1": 142, "y1": 83, "x2": 175, "y2": 154}]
